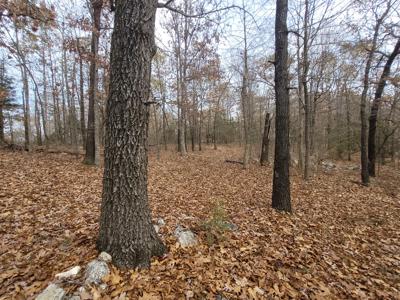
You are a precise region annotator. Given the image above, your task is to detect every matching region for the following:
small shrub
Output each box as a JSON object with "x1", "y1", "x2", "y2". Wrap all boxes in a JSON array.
[{"x1": 201, "y1": 199, "x2": 230, "y2": 245}]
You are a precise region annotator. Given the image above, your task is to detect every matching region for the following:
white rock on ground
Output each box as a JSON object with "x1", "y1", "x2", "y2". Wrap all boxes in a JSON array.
[
  {"x1": 98, "y1": 251, "x2": 112, "y2": 263},
  {"x1": 35, "y1": 284, "x2": 65, "y2": 300},
  {"x1": 154, "y1": 224, "x2": 161, "y2": 233},
  {"x1": 157, "y1": 218, "x2": 166, "y2": 226},
  {"x1": 174, "y1": 226, "x2": 197, "y2": 247},
  {"x1": 85, "y1": 259, "x2": 110, "y2": 284},
  {"x1": 55, "y1": 266, "x2": 81, "y2": 280}
]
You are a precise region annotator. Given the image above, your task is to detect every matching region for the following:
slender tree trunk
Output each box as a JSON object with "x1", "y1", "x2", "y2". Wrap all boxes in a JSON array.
[
  {"x1": 368, "y1": 38, "x2": 400, "y2": 177},
  {"x1": 78, "y1": 47, "x2": 86, "y2": 147},
  {"x1": 22, "y1": 68, "x2": 31, "y2": 151},
  {"x1": 34, "y1": 90, "x2": 42, "y2": 146},
  {"x1": 260, "y1": 112, "x2": 271, "y2": 166},
  {"x1": 241, "y1": 5, "x2": 250, "y2": 169},
  {"x1": 40, "y1": 47, "x2": 49, "y2": 144},
  {"x1": 85, "y1": 0, "x2": 102, "y2": 164},
  {"x1": 162, "y1": 95, "x2": 167, "y2": 150},
  {"x1": 97, "y1": 0, "x2": 166, "y2": 268},
  {"x1": 272, "y1": 0, "x2": 291, "y2": 212},
  {"x1": 198, "y1": 101, "x2": 202, "y2": 151},
  {"x1": 153, "y1": 105, "x2": 160, "y2": 160},
  {"x1": 8, "y1": 114, "x2": 14, "y2": 144},
  {"x1": 303, "y1": 0, "x2": 311, "y2": 180},
  {"x1": 345, "y1": 88, "x2": 352, "y2": 161}
]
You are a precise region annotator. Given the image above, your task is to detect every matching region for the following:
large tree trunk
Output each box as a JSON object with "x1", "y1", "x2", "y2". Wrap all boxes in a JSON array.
[
  {"x1": 85, "y1": 0, "x2": 102, "y2": 164},
  {"x1": 97, "y1": 0, "x2": 166, "y2": 268},
  {"x1": 360, "y1": 4, "x2": 390, "y2": 185},
  {"x1": 272, "y1": 0, "x2": 291, "y2": 212},
  {"x1": 368, "y1": 38, "x2": 400, "y2": 177}
]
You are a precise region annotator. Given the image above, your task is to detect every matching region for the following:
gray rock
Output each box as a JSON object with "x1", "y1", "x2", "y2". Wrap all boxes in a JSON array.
[
  {"x1": 157, "y1": 218, "x2": 166, "y2": 226},
  {"x1": 154, "y1": 224, "x2": 160, "y2": 233},
  {"x1": 225, "y1": 222, "x2": 238, "y2": 231},
  {"x1": 321, "y1": 160, "x2": 336, "y2": 170},
  {"x1": 55, "y1": 266, "x2": 81, "y2": 280},
  {"x1": 174, "y1": 226, "x2": 197, "y2": 247},
  {"x1": 98, "y1": 251, "x2": 112, "y2": 263},
  {"x1": 85, "y1": 259, "x2": 110, "y2": 284},
  {"x1": 35, "y1": 284, "x2": 65, "y2": 300},
  {"x1": 67, "y1": 296, "x2": 80, "y2": 300},
  {"x1": 347, "y1": 165, "x2": 359, "y2": 171}
]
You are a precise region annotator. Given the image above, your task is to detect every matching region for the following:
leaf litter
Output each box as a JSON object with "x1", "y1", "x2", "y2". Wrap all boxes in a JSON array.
[{"x1": 0, "y1": 147, "x2": 399, "y2": 299}]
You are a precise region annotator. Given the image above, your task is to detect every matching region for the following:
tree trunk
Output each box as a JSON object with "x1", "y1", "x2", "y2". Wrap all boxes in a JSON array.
[
  {"x1": 97, "y1": 0, "x2": 166, "y2": 268},
  {"x1": 85, "y1": 0, "x2": 102, "y2": 164},
  {"x1": 40, "y1": 47, "x2": 49, "y2": 144},
  {"x1": 260, "y1": 112, "x2": 271, "y2": 166},
  {"x1": 360, "y1": 3, "x2": 390, "y2": 185},
  {"x1": 78, "y1": 45, "x2": 86, "y2": 147},
  {"x1": 345, "y1": 88, "x2": 352, "y2": 161},
  {"x1": 22, "y1": 67, "x2": 31, "y2": 151},
  {"x1": 302, "y1": 0, "x2": 311, "y2": 180},
  {"x1": 272, "y1": 0, "x2": 291, "y2": 212},
  {"x1": 34, "y1": 90, "x2": 42, "y2": 146},
  {"x1": 0, "y1": 100, "x2": 4, "y2": 144},
  {"x1": 368, "y1": 38, "x2": 400, "y2": 177},
  {"x1": 241, "y1": 5, "x2": 250, "y2": 169}
]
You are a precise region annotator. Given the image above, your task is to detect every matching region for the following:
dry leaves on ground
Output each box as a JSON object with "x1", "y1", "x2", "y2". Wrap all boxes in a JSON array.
[{"x1": 0, "y1": 147, "x2": 399, "y2": 299}]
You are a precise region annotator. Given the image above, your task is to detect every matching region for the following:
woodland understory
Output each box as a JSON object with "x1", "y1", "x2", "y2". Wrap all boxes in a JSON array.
[{"x1": 0, "y1": 146, "x2": 399, "y2": 299}]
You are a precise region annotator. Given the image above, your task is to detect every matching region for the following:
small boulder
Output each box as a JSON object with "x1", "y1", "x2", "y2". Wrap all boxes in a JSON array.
[
  {"x1": 85, "y1": 260, "x2": 110, "y2": 284},
  {"x1": 55, "y1": 266, "x2": 81, "y2": 280},
  {"x1": 321, "y1": 160, "x2": 336, "y2": 171},
  {"x1": 98, "y1": 251, "x2": 112, "y2": 263},
  {"x1": 35, "y1": 284, "x2": 65, "y2": 300},
  {"x1": 154, "y1": 224, "x2": 161, "y2": 233},
  {"x1": 157, "y1": 218, "x2": 166, "y2": 226},
  {"x1": 174, "y1": 226, "x2": 197, "y2": 247}
]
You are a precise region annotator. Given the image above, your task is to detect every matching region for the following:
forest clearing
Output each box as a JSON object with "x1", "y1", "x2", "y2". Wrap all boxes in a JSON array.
[
  {"x1": 1, "y1": 147, "x2": 399, "y2": 299},
  {"x1": 1, "y1": 0, "x2": 400, "y2": 299}
]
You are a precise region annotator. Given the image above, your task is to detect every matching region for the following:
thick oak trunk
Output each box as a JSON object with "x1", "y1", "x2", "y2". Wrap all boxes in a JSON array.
[
  {"x1": 272, "y1": 0, "x2": 291, "y2": 212},
  {"x1": 97, "y1": 0, "x2": 166, "y2": 268}
]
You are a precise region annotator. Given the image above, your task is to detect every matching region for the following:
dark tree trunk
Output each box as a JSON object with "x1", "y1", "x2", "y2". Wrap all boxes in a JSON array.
[
  {"x1": 360, "y1": 4, "x2": 390, "y2": 185},
  {"x1": 260, "y1": 112, "x2": 271, "y2": 166},
  {"x1": 368, "y1": 38, "x2": 400, "y2": 177},
  {"x1": 97, "y1": 0, "x2": 166, "y2": 268},
  {"x1": 272, "y1": 0, "x2": 291, "y2": 212},
  {"x1": 85, "y1": 0, "x2": 102, "y2": 164}
]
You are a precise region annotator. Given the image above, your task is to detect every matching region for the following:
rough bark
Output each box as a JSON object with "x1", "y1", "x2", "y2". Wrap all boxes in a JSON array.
[
  {"x1": 272, "y1": 0, "x2": 291, "y2": 212},
  {"x1": 97, "y1": 0, "x2": 166, "y2": 268},
  {"x1": 368, "y1": 38, "x2": 400, "y2": 176},
  {"x1": 85, "y1": 0, "x2": 102, "y2": 164}
]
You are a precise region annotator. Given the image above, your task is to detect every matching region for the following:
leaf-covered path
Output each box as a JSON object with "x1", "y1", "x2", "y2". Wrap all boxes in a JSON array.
[{"x1": 0, "y1": 148, "x2": 399, "y2": 299}]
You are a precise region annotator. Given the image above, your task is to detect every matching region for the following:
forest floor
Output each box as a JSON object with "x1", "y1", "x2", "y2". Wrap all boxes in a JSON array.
[{"x1": 0, "y1": 146, "x2": 399, "y2": 300}]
